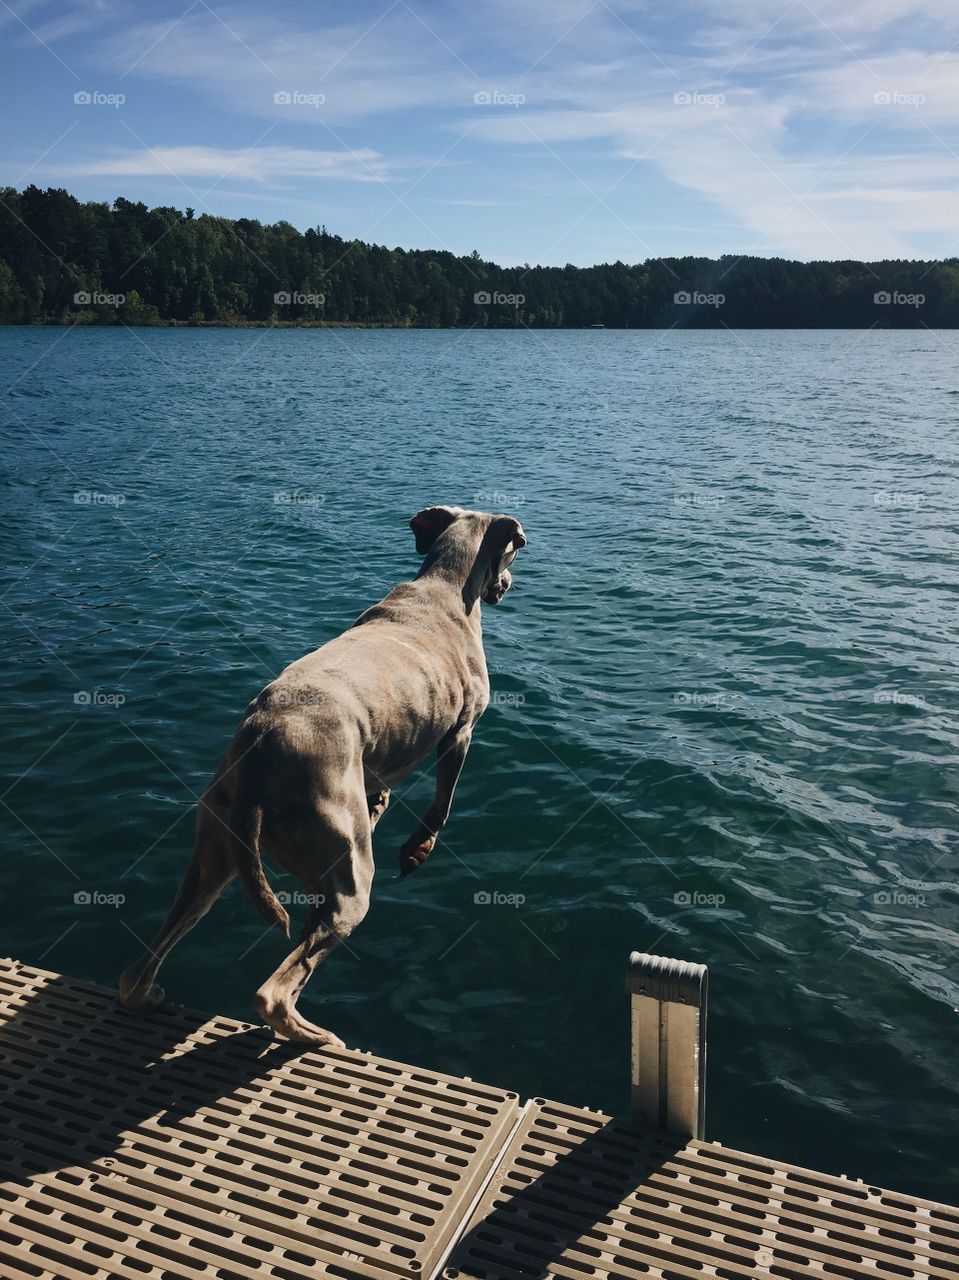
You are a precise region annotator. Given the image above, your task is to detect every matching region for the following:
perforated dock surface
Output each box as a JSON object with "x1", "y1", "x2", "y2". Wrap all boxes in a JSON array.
[
  {"x1": 1, "y1": 960, "x2": 958, "y2": 1280},
  {"x1": 444, "y1": 1098, "x2": 959, "y2": 1280},
  {"x1": 0, "y1": 958, "x2": 519, "y2": 1280}
]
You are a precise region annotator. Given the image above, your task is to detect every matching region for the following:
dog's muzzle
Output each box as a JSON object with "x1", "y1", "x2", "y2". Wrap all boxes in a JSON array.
[{"x1": 483, "y1": 568, "x2": 512, "y2": 605}]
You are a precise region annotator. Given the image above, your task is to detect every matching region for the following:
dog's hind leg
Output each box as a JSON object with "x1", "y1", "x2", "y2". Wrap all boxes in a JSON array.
[
  {"x1": 253, "y1": 800, "x2": 373, "y2": 1047},
  {"x1": 118, "y1": 783, "x2": 235, "y2": 1010}
]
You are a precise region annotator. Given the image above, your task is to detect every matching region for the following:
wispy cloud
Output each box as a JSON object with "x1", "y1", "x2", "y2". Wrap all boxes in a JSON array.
[
  {"x1": 98, "y1": 7, "x2": 474, "y2": 119},
  {"x1": 61, "y1": 144, "x2": 391, "y2": 183}
]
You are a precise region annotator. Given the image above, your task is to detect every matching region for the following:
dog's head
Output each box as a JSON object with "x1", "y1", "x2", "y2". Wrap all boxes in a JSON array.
[{"x1": 410, "y1": 505, "x2": 527, "y2": 607}]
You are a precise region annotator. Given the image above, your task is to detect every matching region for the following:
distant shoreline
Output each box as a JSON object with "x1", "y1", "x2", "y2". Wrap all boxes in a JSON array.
[
  {"x1": 2, "y1": 320, "x2": 953, "y2": 331},
  {"x1": 2, "y1": 186, "x2": 954, "y2": 330}
]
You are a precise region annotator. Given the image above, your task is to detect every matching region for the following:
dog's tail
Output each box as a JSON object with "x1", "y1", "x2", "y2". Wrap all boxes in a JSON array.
[{"x1": 229, "y1": 789, "x2": 290, "y2": 936}]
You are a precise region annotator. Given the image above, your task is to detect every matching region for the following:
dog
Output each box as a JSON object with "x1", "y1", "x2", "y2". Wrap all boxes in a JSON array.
[{"x1": 118, "y1": 504, "x2": 526, "y2": 1047}]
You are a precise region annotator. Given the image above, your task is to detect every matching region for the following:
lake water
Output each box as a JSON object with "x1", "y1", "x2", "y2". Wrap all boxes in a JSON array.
[{"x1": 2, "y1": 325, "x2": 958, "y2": 1201}]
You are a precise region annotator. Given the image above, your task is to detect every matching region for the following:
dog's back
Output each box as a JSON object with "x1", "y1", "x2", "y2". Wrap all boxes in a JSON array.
[{"x1": 245, "y1": 576, "x2": 488, "y2": 786}]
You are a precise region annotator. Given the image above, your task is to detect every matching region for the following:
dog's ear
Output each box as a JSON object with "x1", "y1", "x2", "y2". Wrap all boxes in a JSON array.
[
  {"x1": 488, "y1": 515, "x2": 527, "y2": 555},
  {"x1": 410, "y1": 505, "x2": 459, "y2": 554}
]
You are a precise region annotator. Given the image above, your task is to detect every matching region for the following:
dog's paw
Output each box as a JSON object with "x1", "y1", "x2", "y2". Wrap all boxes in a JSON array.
[
  {"x1": 399, "y1": 835, "x2": 436, "y2": 876},
  {"x1": 117, "y1": 980, "x2": 165, "y2": 1011},
  {"x1": 281, "y1": 1026, "x2": 346, "y2": 1050}
]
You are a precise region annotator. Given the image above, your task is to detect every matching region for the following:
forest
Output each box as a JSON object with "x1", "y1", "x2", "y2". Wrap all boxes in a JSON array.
[{"x1": 2, "y1": 185, "x2": 957, "y2": 328}]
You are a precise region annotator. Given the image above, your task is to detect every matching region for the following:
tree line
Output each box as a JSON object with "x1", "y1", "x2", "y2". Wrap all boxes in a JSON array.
[{"x1": 1, "y1": 185, "x2": 957, "y2": 328}]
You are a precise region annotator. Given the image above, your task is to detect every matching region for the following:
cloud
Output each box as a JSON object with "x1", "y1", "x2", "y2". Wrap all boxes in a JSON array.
[
  {"x1": 463, "y1": 84, "x2": 959, "y2": 261},
  {"x1": 800, "y1": 52, "x2": 959, "y2": 121},
  {"x1": 99, "y1": 7, "x2": 473, "y2": 120},
  {"x1": 61, "y1": 145, "x2": 390, "y2": 184},
  {"x1": 430, "y1": 197, "x2": 506, "y2": 206}
]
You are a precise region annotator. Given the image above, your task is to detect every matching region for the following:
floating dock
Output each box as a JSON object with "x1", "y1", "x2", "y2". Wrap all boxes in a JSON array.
[{"x1": 0, "y1": 955, "x2": 957, "y2": 1279}]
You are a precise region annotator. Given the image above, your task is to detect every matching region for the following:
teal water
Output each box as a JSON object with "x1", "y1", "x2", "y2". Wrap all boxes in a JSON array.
[{"x1": 2, "y1": 326, "x2": 958, "y2": 1200}]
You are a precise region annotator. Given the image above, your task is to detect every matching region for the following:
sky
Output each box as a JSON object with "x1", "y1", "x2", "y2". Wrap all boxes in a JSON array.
[{"x1": 1, "y1": 0, "x2": 958, "y2": 266}]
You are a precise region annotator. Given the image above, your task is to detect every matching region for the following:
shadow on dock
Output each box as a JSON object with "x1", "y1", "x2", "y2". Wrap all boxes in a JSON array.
[
  {"x1": 445, "y1": 1108, "x2": 686, "y2": 1280},
  {"x1": 0, "y1": 968, "x2": 306, "y2": 1181}
]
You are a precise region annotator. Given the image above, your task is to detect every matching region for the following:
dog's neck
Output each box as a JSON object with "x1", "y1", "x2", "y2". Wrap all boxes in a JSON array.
[{"x1": 416, "y1": 528, "x2": 490, "y2": 615}]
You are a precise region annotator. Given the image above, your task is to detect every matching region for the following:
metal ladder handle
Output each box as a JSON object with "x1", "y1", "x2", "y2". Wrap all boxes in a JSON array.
[{"x1": 627, "y1": 951, "x2": 708, "y2": 1140}]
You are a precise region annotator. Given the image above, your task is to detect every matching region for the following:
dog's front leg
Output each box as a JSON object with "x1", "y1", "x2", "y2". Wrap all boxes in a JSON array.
[
  {"x1": 400, "y1": 725, "x2": 472, "y2": 876},
  {"x1": 368, "y1": 788, "x2": 391, "y2": 831}
]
